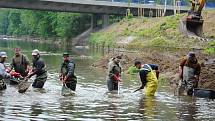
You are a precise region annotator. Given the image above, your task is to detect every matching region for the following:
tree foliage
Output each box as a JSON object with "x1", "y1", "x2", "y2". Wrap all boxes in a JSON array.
[{"x1": 0, "y1": 8, "x2": 91, "y2": 39}]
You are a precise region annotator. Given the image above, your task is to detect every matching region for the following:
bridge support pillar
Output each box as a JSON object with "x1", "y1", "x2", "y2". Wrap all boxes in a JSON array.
[
  {"x1": 102, "y1": 14, "x2": 109, "y2": 28},
  {"x1": 91, "y1": 14, "x2": 99, "y2": 29}
]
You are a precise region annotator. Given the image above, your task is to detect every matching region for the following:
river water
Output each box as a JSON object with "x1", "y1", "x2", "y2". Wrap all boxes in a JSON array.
[{"x1": 0, "y1": 40, "x2": 214, "y2": 121}]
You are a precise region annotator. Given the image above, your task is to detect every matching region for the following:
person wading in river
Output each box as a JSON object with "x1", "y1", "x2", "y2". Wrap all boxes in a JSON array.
[
  {"x1": 26, "y1": 49, "x2": 47, "y2": 88},
  {"x1": 0, "y1": 52, "x2": 11, "y2": 90},
  {"x1": 178, "y1": 52, "x2": 201, "y2": 96},
  {"x1": 59, "y1": 53, "x2": 77, "y2": 91},
  {"x1": 134, "y1": 61, "x2": 159, "y2": 96},
  {"x1": 10, "y1": 48, "x2": 30, "y2": 77},
  {"x1": 106, "y1": 55, "x2": 122, "y2": 91}
]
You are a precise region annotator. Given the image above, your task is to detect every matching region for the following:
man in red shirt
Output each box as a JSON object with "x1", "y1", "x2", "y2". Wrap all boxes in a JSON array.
[{"x1": 179, "y1": 52, "x2": 201, "y2": 96}]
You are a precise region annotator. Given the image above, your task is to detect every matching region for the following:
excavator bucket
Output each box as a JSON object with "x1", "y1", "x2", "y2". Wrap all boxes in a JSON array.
[
  {"x1": 179, "y1": 0, "x2": 205, "y2": 37},
  {"x1": 179, "y1": 17, "x2": 204, "y2": 37},
  {"x1": 186, "y1": 17, "x2": 204, "y2": 37}
]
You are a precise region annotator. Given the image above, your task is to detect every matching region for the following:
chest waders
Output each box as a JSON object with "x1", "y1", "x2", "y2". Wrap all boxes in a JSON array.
[
  {"x1": 32, "y1": 71, "x2": 47, "y2": 88},
  {"x1": 13, "y1": 55, "x2": 27, "y2": 77},
  {"x1": 61, "y1": 62, "x2": 77, "y2": 91},
  {"x1": 182, "y1": 66, "x2": 197, "y2": 96},
  {"x1": 107, "y1": 64, "x2": 121, "y2": 91},
  {"x1": 0, "y1": 76, "x2": 6, "y2": 90},
  {"x1": 141, "y1": 64, "x2": 158, "y2": 96}
]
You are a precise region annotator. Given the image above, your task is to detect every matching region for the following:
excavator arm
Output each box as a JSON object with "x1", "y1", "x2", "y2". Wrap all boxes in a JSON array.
[
  {"x1": 190, "y1": 0, "x2": 206, "y2": 14},
  {"x1": 179, "y1": 0, "x2": 206, "y2": 37},
  {"x1": 197, "y1": 0, "x2": 206, "y2": 13}
]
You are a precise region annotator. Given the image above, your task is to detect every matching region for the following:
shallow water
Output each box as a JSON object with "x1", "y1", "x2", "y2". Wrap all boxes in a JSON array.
[{"x1": 0, "y1": 40, "x2": 215, "y2": 120}]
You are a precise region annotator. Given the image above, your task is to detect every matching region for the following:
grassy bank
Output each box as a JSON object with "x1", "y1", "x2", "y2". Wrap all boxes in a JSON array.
[
  {"x1": 89, "y1": 10, "x2": 215, "y2": 54},
  {"x1": 90, "y1": 10, "x2": 215, "y2": 90}
]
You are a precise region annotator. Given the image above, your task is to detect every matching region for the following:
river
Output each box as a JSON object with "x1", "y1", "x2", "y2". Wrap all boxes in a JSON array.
[{"x1": 0, "y1": 40, "x2": 214, "y2": 121}]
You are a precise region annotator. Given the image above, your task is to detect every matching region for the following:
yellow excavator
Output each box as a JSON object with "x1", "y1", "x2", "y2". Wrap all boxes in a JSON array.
[{"x1": 180, "y1": 0, "x2": 206, "y2": 37}]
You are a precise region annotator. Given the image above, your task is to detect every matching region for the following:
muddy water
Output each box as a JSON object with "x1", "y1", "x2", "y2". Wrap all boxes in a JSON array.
[{"x1": 0, "y1": 40, "x2": 215, "y2": 120}]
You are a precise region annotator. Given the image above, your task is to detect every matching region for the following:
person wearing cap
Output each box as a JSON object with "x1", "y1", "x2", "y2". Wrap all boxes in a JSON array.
[
  {"x1": 106, "y1": 55, "x2": 122, "y2": 91},
  {"x1": 134, "y1": 61, "x2": 159, "y2": 96},
  {"x1": 0, "y1": 52, "x2": 11, "y2": 90},
  {"x1": 26, "y1": 49, "x2": 47, "y2": 88},
  {"x1": 10, "y1": 48, "x2": 30, "y2": 77},
  {"x1": 178, "y1": 52, "x2": 201, "y2": 96},
  {"x1": 60, "y1": 53, "x2": 77, "y2": 91}
]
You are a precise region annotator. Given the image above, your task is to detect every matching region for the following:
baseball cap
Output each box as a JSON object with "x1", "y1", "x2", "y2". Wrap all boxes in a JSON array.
[
  {"x1": 0, "y1": 52, "x2": 7, "y2": 58},
  {"x1": 187, "y1": 52, "x2": 195, "y2": 58},
  {"x1": 32, "y1": 49, "x2": 40, "y2": 55},
  {"x1": 63, "y1": 53, "x2": 69, "y2": 57}
]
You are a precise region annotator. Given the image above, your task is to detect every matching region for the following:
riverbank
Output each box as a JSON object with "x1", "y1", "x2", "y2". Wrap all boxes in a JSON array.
[
  {"x1": 90, "y1": 10, "x2": 215, "y2": 90},
  {"x1": 0, "y1": 35, "x2": 62, "y2": 45},
  {"x1": 92, "y1": 48, "x2": 215, "y2": 90},
  {"x1": 89, "y1": 10, "x2": 215, "y2": 54}
]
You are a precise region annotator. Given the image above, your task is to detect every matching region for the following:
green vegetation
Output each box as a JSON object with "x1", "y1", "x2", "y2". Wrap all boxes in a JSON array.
[
  {"x1": 0, "y1": 8, "x2": 91, "y2": 40},
  {"x1": 89, "y1": 10, "x2": 215, "y2": 51},
  {"x1": 204, "y1": 40, "x2": 215, "y2": 55},
  {"x1": 89, "y1": 14, "x2": 184, "y2": 49},
  {"x1": 89, "y1": 32, "x2": 116, "y2": 47}
]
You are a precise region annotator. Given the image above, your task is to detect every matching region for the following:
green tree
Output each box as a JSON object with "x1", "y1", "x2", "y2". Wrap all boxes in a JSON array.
[
  {"x1": 7, "y1": 10, "x2": 22, "y2": 35},
  {"x1": 0, "y1": 8, "x2": 91, "y2": 40},
  {"x1": 0, "y1": 9, "x2": 9, "y2": 34}
]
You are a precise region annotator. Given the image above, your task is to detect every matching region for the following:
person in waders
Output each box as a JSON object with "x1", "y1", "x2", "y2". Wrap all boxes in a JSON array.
[
  {"x1": 178, "y1": 52, "x2": 201, "y2": 96},
  {"x1": 59, "y1": 53, "x2": 77, "y2": 91},
  {"x1": 0, "y1": 52, "x2": 11, "y2": 90},
  {"x1": 26, "y1": 49, "x2": 47, "y2": 88},
  {"x1": 10, "y1": 48, "x2": 30, "y2": 77},
  {"x1": 106, "y1": 55, "x2": 122, "y2": 91},
  {"x1": 134, "y1": 61, "x2": 159, "y2": 96}
]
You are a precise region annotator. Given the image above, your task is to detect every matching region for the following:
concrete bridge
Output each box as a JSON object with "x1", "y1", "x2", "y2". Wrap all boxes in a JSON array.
[
  {"x1": 0, "y1": 0, "x2": 189, "y2": 15},
  {"x1": 0, "y1": 0, "x2": 189, "y2": 28},
  {"x1": 0, "y1": 0, "x2": 188, "y2": 45}
]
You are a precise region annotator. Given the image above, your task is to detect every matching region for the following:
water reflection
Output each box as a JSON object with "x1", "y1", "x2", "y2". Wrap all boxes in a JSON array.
[
  {"x1": 176, "y1": 97, "x2": 198, "y2": 121},
  {"x1": 59, "y1": 98, "x2": 74, "y2": 114},
  {"x1": 138, "y1": 96, "x2": 157, "y2": 120},
  {"x1": 106, "y1": 93, "x2": 121, "y2": 120},
  {"x1": 0, "y1": 102, "x2": 5, "y2": 119},
  {"x1": 0, "y1": 40, "x2": 215, "y2": 120},
  {"x1": 30, "y1": 103, "x2": 43, "y2": 117}
]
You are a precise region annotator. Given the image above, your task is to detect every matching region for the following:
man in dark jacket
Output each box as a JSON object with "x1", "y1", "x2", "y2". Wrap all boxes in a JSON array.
[
  {"x1": 106, "y1": 55, "x2": 122, "y2": 91},
  {"x1": 26, "y1": 49, "x2": 47, "y2": 88},
  {"x1": 60, "y1": 53, "x2": 77, "y2": 91}
]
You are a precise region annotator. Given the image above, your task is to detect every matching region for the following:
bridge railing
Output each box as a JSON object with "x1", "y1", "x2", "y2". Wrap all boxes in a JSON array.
[
  {"x1": 95, "y1": 0, "x2": 215, "y2": 9},
  {"x1": 92, "y1": 0, "x2": 189, "y2": 11}
]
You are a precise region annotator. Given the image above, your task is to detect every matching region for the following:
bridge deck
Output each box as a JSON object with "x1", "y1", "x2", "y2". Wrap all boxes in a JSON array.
[{"x1": 0, "y1": 0, "x2": 189, "y2": 15}]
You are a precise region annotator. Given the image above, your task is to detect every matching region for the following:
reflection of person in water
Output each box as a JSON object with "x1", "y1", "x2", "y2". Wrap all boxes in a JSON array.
[
  {"x1": 138, "y1": 96, "x2": 156, "y2": 119},
  {"x1": 105, "y1": 94, "x2": 119, "y2": 120},
  {"x1": 0, "y1": 93, "x2": 5, "y2": 116},
  {"x1": 59, "y1": 100, "x2": 74, "y2": 114},
  {"x1": 176, "y1": 97, "x2": 197, "y2": 120},
  {"x1": 30, "y1": 103, "x2": 43, "y2": 117},
  {"x1": 107, "y1": 103, "x2": 119, "y2": 120}
]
